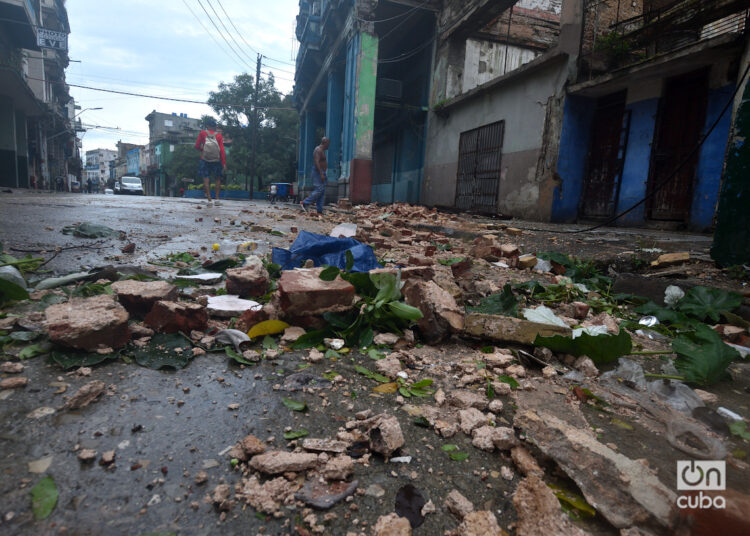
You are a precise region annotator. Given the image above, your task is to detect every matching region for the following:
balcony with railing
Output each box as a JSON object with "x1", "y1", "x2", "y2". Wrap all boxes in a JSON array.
[{"x1": 579, "y1": 0, "x2": 750, "y2": 81}]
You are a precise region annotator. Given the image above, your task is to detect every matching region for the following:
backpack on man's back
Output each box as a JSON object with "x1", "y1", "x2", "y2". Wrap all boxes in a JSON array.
[{"x1": 202, "y1": 131, "x2": 221, "y2": 162}]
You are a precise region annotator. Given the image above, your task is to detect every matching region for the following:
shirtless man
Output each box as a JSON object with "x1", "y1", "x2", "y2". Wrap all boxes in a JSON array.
[{"x1": 300, "y1": 137, "x2": 330, "y2": 214}]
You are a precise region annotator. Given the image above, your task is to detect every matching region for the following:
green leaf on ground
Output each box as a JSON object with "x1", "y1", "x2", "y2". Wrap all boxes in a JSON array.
[
  {"x1": 730, "y1": 421, "x2": 750, "y2": 441},
  {"x1": 130, "y1": 333, "x2": 195, "y2": 370},
  {"x1": 19, "y1": 341, "x2": 52, "y2": 360},
  {"x1": 533, "y1": 330, "x2": 632, "y2": 366},
  {"x1": 30, "y1": 476, "x2": 58, "y2": 520},
  {"x1": 0, "y1": 278, "x2": 29, "y2": 304},
  {"x1": 497, "y1": 375, "x2": 520, "y2": 389},
  {"x1": 283, "y1": 430, "x2": 310, "y2": 440},
  {"x1": 224, "y1": 346, "x2": 255, "y2": 366},
  {"x1": 468, "y1": 284, "x2": 518, "y2": 317},
  {"x1": 262, "y1": 335, "x2": 278, "y2": 350},
  {"x1": 449, "y1": 452, "x2": 469, "y2": 461},
  {"x1": 387, "y1": 302, "x2": 423, "y2": 321},
  {"x1": 291, "y1": 330, "x2": 327, "y2": 349},
  {"x1": 10, "y1": 331, "x2": 41, "y2": 342},
  {"x1": 323, "y1": 371, "x2": 339, "y2": 381},
  {"x1": 50, "y1": 349, "x2": 117, "y2": 369},
  {"x1": 62, "y1": 222, "x2": 118, "y2": 238},
  {"x1": 368, "y1": 348, "x2": 385, "y2": 360},
  {"x1": 413, "y1": 416, "x2": 430, "y2": 427},
  {"x1": 319, "y1": 266, "x2": 341, "y2": 281},
  {"x1": 676, "y1": 286, "x2": 743, "y2": 323},
  {"x1": 354, "y1": 365, "x2": 391, "y2": 383},
  {"x1": 72, "y1": 282, "x2": 113, "y2": 298},
  {"x1": 441, "y1": 444, "x2": 459, "y2": 452},
  {"x1": 437, "y1": 257, "x2": 465, "y2": 266},
  {"x1": 282, "y1": 398, "x2": 307, "y2": 412},
  {"x1": 673, "y1": 324, "x2": 740, "y2": 386},
  {"x1": 548, "y1": 483, "x2": 596, "y2": 519}
]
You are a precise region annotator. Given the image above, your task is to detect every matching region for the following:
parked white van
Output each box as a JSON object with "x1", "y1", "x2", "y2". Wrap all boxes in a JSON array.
[{"x1": 116, "y1": 176, "x2": 144, "y2": 195}]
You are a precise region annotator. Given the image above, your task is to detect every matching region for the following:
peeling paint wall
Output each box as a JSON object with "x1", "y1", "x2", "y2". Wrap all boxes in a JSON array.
[
  {"x1": 463, "y1": 40, "x2": 539, "y2": 93},
  {"x1": 354, "y1": 32, "x2": 378, "y2": 160},
  {"x1": 423, "y1": 57, "x2": 569, "y2": 218}
]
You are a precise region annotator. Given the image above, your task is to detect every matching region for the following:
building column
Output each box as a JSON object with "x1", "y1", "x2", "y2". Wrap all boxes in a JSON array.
[
  {"x1": 342, "y1": 29, "x2": 378, "y2": 203},
  {"x1": 0, "y1": 97, "x2": 18, "y2": 188},
  {"x1": 300, "y1": 111, "x2": 318, "y2": 188},
  {"x1": 711, "y1": 38, "x2": 750, "y2": 266},
  {"x1": 326, "y1": 69, "x2": 344, "y2": 183}
]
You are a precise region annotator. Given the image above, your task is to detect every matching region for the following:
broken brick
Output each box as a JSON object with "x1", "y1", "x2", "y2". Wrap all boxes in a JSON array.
[
  {"x1": 110, "y1": 280, "x2": 178, "y2": 318},
  {"x1": 45, "y1": 295, "x2": 130, "y2": 351},
  {"x1": 144, "y1": 300, "x2": 208, "y2": 333},
  {"x1": 277, "y1": 268, "x2": 355, "y2": 316}
]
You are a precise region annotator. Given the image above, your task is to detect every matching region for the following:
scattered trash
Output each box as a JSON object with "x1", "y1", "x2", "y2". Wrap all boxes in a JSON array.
[
  {"x1": 717, "y1": 407, "x2": 743, "y2": 422},
  {"x1": 272, "y1": 231, "x2": 381, "y2": 272},
  {"x1": 329, "y1": 223, "x2": 357, "y2": 238},
  {"x1": 61, "y1": 222, "x2": 119, "y2": 238}
]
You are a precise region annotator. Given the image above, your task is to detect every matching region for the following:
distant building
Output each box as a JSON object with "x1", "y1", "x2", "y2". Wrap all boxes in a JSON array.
[
  {"x1": 144, "y1": 111, "x2": 201, "y2": 196},
  {"x1": 1, "y1": 0, "x2": 77, "y2": 190},
  {"x1": 85, "y1": 148, "x2": 116, "y2": 189}
]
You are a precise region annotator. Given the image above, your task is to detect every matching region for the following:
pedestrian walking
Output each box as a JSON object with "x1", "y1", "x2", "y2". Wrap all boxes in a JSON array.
[
  {"x1": 300, "y1": 137, "x2": 329, "y2": 215},
  {"x1": 195, "y1": 117, "x2": 226, "y2": 207},
  {"x1": 55, "y1": 176, "x2": 63, "y2": 192}
]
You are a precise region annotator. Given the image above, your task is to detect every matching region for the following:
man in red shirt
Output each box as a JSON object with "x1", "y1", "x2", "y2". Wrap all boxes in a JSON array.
[{"x1": 195, "y1": 117, "x2": 226, "y2": 206}]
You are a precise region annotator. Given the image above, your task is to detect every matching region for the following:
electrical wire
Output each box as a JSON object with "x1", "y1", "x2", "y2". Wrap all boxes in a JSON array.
[
  {"x1": 180, "y1": 0, "x2": 249, "y2": 73},
  {"x1": 194, "y1": 0, "x2": 255, "y2": 71},
  {"x1": 262, "y1": 62, "x2": 295, "y2": 75},
  {"x1": 204, "y1": 0, "x2": 257, "y2": 66},
  {"x1": 378, "y1": 36, "x2": 435, "y2": 64},
  {"x1": 214, "y1": 0, "x2": 295, "y2": 66},
  {"x1": 356, "y1": 0, "x2": 433, "y2": 24},
  {"x1": 27, "y1": 75, "x2": 296, "y2": 110}
]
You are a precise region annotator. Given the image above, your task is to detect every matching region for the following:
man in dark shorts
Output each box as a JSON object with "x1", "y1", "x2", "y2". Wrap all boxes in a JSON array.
[
  {"x1": 195, "y1": 117, "x2": 226, "y2": 206},
  {"x1": 300, "y1": 137, "x2": 329, "y2": 215}
]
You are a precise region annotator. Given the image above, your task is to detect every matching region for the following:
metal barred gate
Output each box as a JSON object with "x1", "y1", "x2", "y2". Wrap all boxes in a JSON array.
[{"x1": 455, "y1": 120, "x2": 504, "y2": 214}]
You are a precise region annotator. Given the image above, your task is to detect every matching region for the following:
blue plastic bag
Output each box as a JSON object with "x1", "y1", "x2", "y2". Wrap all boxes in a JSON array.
[{"x1": 272, "y1": 231, "x2": 382, "y2": 272}]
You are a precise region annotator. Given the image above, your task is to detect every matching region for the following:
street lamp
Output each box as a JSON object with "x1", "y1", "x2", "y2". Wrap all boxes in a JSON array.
[{"x1": 73, "y1": 106, "x2": 103, "y2": 119}]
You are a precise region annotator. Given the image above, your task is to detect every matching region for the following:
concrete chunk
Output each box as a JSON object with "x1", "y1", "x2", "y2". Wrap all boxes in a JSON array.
[
  {"x1": 278, "y1": 268, "x2": 355, "y2": 316},
  {"x1": 225, "y1": 256, "x2": 269, "y2": 298},
  {"x1": 249, "y1": 451, "x2": 319, "y2": 474},
  {"x1": 464, "y1": 313, "x2": 571, "y2": 345},
  {"x1": 144, "y1": 300, "x2": 207, "y2": 333},
  {"x1": 110, "y1": 280, "x2": 177, "y2": 318},
  {"x1": 46, "y1": 294, "x2": 130, "y2": 351},
  {"x1": 403, "y1": 280, "x2": 464, "y2": 344}
]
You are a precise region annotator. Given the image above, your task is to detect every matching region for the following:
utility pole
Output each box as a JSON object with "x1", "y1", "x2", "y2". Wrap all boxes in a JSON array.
[{"x1": 252, "y1": 53, "x2": 262, "y2": 195}]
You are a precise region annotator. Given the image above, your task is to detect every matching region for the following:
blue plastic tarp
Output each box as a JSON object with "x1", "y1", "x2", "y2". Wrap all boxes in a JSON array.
[{"x1": 272, "y1": 231, "x2": 382, "y2": 272}]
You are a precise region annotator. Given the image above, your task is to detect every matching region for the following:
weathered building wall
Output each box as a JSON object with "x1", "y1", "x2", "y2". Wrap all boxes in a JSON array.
[
  {"x1": 423, "y1": 56, "x2": 569, "y2": 218},
  {"x1": 554, "y1": 54, "x2": 737, "y2": 230},
  {"x1": 462, "y1": 40, "x2": 539, "y2": 92},
  {"x1": 581, "y1": 0, "x2": 643, "y2": 55}
]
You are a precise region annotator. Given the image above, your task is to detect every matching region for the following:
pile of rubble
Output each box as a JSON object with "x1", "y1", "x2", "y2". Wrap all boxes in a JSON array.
[{"x1": 2, "y1": 202, "x2": 750, "y2": 535}]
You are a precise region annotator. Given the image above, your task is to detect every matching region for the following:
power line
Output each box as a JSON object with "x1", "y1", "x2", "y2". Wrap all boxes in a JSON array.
[
  {"x1": 204, "y1": 0, "x2": 257, "y2": 66},
  {"x1": 262, "y1": 62, "x2": 295, "y2": 76},
  {"x1": 213, "y1": 0, "x2": 294, "y2": 67},
  {"x1": 357, "y1": 0, "x2": 433, "y2": 24},
  {"x1": 378, "y1": 36, "x2": 435, "y2": 64},
  {"x1": 194, "y1": 0, "x2": 255, "y2": 71},
  {"x1": 180, "y1": 0, "x2": 248, "y2": 72}
]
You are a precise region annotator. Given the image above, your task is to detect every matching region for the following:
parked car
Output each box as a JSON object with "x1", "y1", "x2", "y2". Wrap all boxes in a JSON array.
[
  {"x1": 70, "y1": 180, "x2": 81, "y2": 193},
  {"x1": 116, "y1": 176, "x2": 144, "y2": 195},
  {"x1": 104, "y1": 188, "x2": 114, "y2": 195}
]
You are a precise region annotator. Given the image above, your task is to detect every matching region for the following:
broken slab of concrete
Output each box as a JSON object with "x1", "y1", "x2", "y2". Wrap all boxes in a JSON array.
[
  {"x1": 514, "y1": 408, "x2": 677, "y2": 531},
  {"x1": 301, "y1": 438, "x2": 349, "y2": 454},
  {"x1": 651, "y1": 252, "x2": 690, "y2": 268},
  {"x1": 444, "y1": 489, "x2": 474, "y2": 519},
  {"x1": 372, "y1": 512, "x2": 412, "y2": 536},
  {"x1": 225, "y1": 256, "x2": 269, "y2": 298},
  {"x1": 464, "y1": 313, "x2": 571, "y2": 345},
  {"x1": 144, "y1": 300, "x2": 208, "y2": 333},
  {"x1": 446, "y1": 511, "x2": 505, "y2": 536},
  {"x1": 110, "y1": 280, "x2": 177, "y2": 318},
  {"x1": 513, "y1": 473, "x2": 586, "y2": 536},
  {"x1": 403, "y1": 280, "x2": 464, "y2": 344},
  {"x1": 368, "y1": 415, "x2": 405, "y2": 457},
  {"x1": 237, "y1": 475, "x2": 300, "y2": 514},
  {"x1": 45, "y1": 294, "x2": 130, "y2": 351},
  {"x1": 206, "y1": 295, "x2": 261, "y2": 318},
  {"x1": 277, "y1": 268, "x2": 355, "y2": 316},
  {"x1": 62, "y1": 380, "x2": 106, "y2": 410},
  {"x1": 248, "y1": 451, "x2": 319, "y2": 474}
]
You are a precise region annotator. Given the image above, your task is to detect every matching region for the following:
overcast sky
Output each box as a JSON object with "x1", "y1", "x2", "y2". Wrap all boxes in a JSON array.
[{"x1": 66, "y1": 0, "x2": 298, "y2": 155}]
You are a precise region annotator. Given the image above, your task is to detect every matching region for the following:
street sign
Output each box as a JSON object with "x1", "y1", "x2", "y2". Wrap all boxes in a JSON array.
[{"x1": 36, "y1": 28, "x2": 68, "y2": 51}]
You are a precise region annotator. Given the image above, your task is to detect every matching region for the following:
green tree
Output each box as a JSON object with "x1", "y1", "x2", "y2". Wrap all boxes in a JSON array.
[
  {"x1": 207, "y1": 73, "x2": 299, "y2": 192},
  {"x1": 162, "y1": 144, "x2": 198, "y2": 188}
]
